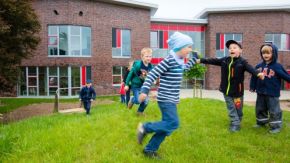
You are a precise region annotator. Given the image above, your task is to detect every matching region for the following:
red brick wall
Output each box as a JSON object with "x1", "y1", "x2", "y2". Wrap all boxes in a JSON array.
[
  {"x1": 21, "y1": 0, "x2": 151, "y2": 95},
  {"x1": 205, "y1": 11, "x2": 290, "y2": 90}
]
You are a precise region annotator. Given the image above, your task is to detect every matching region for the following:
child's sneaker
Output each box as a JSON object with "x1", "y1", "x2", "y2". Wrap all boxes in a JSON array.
[
  {"x1": 137, "y1": 123, "x2": 147, "y2": 144},
  {"x1": 128, "y1": 97, "x2": 134, "y2": 109},
  {"x1": 136, "y1": 112, "x2": 145, "y2": 116},
  {"x1": 229, "y1": 125, "x2": 240, "y2": 132},
  {"x1": 269, "y1": 128, "x2": 281, "y2": 134},
  {"x1": 143, "y1": 150, "x2": 161, "y2": 159}
]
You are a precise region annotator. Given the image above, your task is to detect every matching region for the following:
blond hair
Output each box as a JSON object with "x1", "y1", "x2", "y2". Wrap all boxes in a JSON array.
[
  {"x1": 261, "y1": 45, "x2": 272, "y2": 54},
  {"x1": 141, "y1": 47, "x2": 152, "y2": 57}
]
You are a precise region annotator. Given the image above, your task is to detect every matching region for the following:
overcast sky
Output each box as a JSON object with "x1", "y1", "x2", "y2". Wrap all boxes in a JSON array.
[{"x1": 139, "y1": 0, "x2": 290, "y2": 19}]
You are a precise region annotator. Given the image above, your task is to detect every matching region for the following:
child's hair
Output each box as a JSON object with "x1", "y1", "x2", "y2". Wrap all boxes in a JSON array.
[
  {"x1": 261, "y1": 45, "x2": 272, "y2": 54},
  {"x1": 141, "y1": 47, "x2": 152, "y2": 57}
]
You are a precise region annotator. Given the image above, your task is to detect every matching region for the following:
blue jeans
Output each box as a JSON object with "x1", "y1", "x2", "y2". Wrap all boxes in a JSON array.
[
  {"x1": 120, "y1": 95, "x2": 125, "y2": 103},
  {"x1": 131, "y1": 87, "x2": 149, "y2": 113},
  {"x1": 256, "y1": 94, "x2": 282, "y2": 129},
  {"x1": 83, "y1": 101, "x2": 91, "y2": 114},
  {"x1": 223, "y1": 95, "x2": 243, "y2": 126},
  {"x1": 143, "y1": 102, "x2": 179, "y2": 152}
]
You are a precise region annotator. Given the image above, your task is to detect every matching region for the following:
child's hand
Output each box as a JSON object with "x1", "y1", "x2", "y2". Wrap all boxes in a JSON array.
[
  {"x1": 139, "y1": 93, "x2": 147, "y2": 103},
  {"x1": 124, "y1": 86, "x2": 129, "y2": 92},
  {"x1": 195, "y1": 59, "x2": 201, "y2": 64},
  {"x1": 257, "y1": 73, "x2": 265, "y2": 80}
]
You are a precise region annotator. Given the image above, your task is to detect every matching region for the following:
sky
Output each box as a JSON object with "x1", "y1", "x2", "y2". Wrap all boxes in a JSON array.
[{"x1": 138, "y1": 0, "x2": 290, "y2": 19}]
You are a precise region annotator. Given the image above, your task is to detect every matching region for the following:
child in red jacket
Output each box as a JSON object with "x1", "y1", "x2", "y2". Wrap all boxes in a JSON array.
[{"x1": 120, "y1": 82, "x2": 126, "y2": 104}]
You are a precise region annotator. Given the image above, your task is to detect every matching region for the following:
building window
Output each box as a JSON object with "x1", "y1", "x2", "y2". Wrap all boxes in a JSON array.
[
  {"x1": 112, "y1": 28, "x2": 131, "y2": 57},
  {"x1": 48, "y1": 25, "x2": 91, "y2": 56},
  {"x1": 216, "y1": 33, "x2": 243, "y2": 58},
  {"x1": 150, "y1": 24, "x2": 205, "y2": 64},
  {"x1": 112, "y1": 66, "x2": 126, "y2": 86},
  {"x1": 18, "y1": 66, "x2": 91, "y2": 97},
  {"x1": 265, "y1": 34, "x2": 290, "y2": 51}
]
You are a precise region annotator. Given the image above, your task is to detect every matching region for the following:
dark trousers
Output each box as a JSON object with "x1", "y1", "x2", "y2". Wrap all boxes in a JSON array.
[
  {"x1": 256, "y1": 94, "x2": 282, "y2": 129},
  {"x1": 83, "y1": 101, "x2": 91, "y2": 114},
  {"x1": 125, "y1": 88, "x2": 131, "y2": 106},
  {"x1": 224, "y1": 95, "x2": 244, "y2": 126}
]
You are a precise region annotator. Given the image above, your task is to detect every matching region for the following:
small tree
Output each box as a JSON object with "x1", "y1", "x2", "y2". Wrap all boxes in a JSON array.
[
  {"x1": 184, "y1": 51, "x2": 207, "y2": 98},
  {"x1": 0, "y1": 0, "x2": 40, "y2": 96}
]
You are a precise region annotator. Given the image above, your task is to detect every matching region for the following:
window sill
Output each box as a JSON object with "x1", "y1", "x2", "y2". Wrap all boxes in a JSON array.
[
  {"x1": 48, "y1": 55, "x2": 91, "y2": 58},
  {"x1": 112, "y1": 56, "x2": 131, "y2": 59}
]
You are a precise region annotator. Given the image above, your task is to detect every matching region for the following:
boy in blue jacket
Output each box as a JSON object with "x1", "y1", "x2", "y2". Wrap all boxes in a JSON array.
[
  {"x1": 250, "y1": 43, "x2": 290, "y2": 134},
  {"x1": 79, "y1": 80, "x2": 96, "y2": 115}
]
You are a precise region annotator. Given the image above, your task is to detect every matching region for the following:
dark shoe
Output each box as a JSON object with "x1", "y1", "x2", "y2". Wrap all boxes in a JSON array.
[
  {"x1": 269, "y1": 128, "x2": 281, "y2": 134},
  {"x1": 136, "y1": 112, "x2": 145, "y2": 117},
  {"x1": 128, "y1": 97, "x2": 134, "y2": 109},
  {"x1": 143, "y1": 150, "x2": 161, "y2": 159},
  {"x1": 137, "y1": 123, "x2": 147, "y2": 144},
  {"x1": 229, "y1": 125, "x2": 240, "y2": 132}
]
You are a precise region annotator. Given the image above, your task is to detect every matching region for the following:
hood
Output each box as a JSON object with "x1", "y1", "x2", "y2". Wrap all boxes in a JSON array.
[{"x1": 260, "y1": 43, "x2": 278, "y2": 64}]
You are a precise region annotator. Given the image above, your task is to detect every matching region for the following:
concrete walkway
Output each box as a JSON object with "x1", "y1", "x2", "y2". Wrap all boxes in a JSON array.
[{"x1": 180, "y1": 89, "x2": 290, "y2": 102}]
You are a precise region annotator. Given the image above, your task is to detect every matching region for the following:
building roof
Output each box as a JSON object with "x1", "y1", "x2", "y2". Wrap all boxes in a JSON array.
[
  {"x1": 195, "y1": 4, "x2": 290, "y2": 19},
  {"x1": 99, "y1": 0, "x2": 158, "y2": 16},
  {"x1": 151, "y1": 18, "x2": 207, "y2": 24}
]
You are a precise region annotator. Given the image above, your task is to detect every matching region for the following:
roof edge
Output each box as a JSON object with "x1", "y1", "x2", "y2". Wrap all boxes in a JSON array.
[
  {"x1": 151, "y1": 18, "x2": 208, "y2": 24},
  {"x1": 195, "y1": 4, "x2": 290, "y2": 19},
  {"x1": 98, "y1": 0, "x2": 158, "y2": 16}
]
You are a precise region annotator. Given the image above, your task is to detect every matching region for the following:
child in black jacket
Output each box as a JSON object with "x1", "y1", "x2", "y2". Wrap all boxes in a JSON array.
[
  {"x1": 250, "y1": 43, "x2": 290, "y2": 134},
  {"x1": 79, "y1": 80, "x2": 96, "y2": 115},
  {"x1": 196, "y1": 40, "x2": 264, "y2": 132}
]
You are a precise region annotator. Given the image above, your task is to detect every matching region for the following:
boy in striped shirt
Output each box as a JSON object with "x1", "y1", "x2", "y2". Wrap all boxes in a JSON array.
[{"x1": 137, "y1": 32, "x2": 197, "y2": 159}]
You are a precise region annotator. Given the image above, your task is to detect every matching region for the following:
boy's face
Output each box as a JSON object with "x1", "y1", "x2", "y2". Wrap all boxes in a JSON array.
[
  {"x1": 86, "y1": 83, "x2": 92, "y2": 87},
  {"x1": 142, "y1": 52, "x2": 152, "y2": 64},
  {"x1": 262, "y1": 51, "x2": 273, "y2": 62},
  {"x1": 228, "y1": 44, "x2": 242, "y2": 58},
  {"x1": 177, "y1": 45, "x2": 193, "y2": 58}
]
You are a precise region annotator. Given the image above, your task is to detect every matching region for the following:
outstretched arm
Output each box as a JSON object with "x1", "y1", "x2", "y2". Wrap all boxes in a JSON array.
[
  {"x1": 276, "y1": 65, "x2": 290, "y2": 82},
  {"x1": 199, "y1": 57, "x2": 224, "y2": 66},
  {"x1": 184, "y1": 58, "x2": 197, "y2": 72},
  {"x1": 139, "y1": 58, "x2": 170, "y2": 102}
]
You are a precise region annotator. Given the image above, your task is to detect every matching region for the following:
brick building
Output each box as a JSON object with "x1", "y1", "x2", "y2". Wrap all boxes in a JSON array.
[{"x1": 15, "y1": 1, "x2": 290, "y2": 97}]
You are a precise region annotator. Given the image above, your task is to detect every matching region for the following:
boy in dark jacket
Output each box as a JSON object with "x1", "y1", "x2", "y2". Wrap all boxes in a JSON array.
[
  {"x1": 124, "y1": 48, "x2": 153, "y2": 115},
  {"x1": 79, "y1": 80, "x2": 96, "y2": 115},
  {"x1": 250, "y1": 43, "x2": 290, "y2": 134},
  {"x1": 196, "y1": 40, "x2": 264, "y2": 132},
  {"x1": 123, "y1": 61, "x2": 134, "y2": 106}
]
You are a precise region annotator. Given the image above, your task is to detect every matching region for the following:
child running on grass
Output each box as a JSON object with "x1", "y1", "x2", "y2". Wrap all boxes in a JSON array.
[
  {"x1": 79, "y1": 80, "x2": 96, "y2": 115},
  {"x1": 137, "y1": 32, "x2": 198, "y2": 159},
  {"x1": 124, "y1": 48, "x2": 153, "y2": 116}
]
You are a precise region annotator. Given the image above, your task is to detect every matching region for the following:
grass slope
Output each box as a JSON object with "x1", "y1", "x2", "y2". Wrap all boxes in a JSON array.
[{"x1": 0, "y1": 98, "x2": 290, "y2": 162}]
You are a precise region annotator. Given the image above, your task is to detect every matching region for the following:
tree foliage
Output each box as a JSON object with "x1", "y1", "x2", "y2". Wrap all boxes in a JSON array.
[
  {"x1": 0, "y1": 0, "x2": 40, "y2": 95},
  {"x1": 184, "y1": 52, "x2": 207, "y2": 80}
]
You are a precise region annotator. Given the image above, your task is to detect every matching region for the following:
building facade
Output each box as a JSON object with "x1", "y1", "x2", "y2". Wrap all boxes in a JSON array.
[{"x1": 13, "y1": 1, "x2": 290, "y2": 97}]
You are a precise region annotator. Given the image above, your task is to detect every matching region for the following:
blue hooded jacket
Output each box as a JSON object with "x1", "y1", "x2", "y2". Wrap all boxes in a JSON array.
[{"x1": 250, "y1": 44, "x2": 290, "y2": 97}]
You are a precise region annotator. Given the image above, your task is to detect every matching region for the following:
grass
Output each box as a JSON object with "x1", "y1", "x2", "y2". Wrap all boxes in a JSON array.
[
  {"x1": 0, "y1": 95, "x2": 119, "y2": 114},
  {"x1": 0, "y1": 98, "x2": 290, "y2": 162}
]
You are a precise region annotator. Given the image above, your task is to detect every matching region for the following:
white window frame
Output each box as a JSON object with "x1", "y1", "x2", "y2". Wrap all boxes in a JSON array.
[{"x1": 48, "y1": 25, "x2": 91, "y2": 57}]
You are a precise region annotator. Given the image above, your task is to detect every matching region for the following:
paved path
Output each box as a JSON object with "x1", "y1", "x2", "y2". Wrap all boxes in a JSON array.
[{"x1": 180, "y1": 89, "x2": 290, "y2": 102}]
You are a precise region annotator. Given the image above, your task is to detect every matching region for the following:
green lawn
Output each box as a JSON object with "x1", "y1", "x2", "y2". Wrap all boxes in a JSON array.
[
  {"x1": 0, "y1": 96, "x2": 119, "y2": 114},
  {"x1": 0, "y1": 98, "x2": 290, "y2": 162}
]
